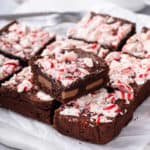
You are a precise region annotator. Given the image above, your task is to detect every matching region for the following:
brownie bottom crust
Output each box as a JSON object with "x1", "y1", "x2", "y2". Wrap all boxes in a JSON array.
[
  {"x1": 0, "y1": 96, "x2": 60, "y2": 124},
  {"x1": 53, "y1": 81, "x2": 150, "y2": 144}
]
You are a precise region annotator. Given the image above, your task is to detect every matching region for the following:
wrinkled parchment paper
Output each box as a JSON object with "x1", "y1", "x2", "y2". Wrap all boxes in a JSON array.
[{"x1": 0, "y1": 3, "x2": 150, "y2": 150}]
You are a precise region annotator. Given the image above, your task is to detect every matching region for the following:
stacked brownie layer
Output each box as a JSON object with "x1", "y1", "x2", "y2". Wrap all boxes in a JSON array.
[{"x1": 31, "y1": 48, "x2": 109, "y2": 103}]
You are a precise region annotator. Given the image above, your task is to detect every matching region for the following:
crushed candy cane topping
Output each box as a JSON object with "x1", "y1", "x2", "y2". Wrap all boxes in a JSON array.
[
  {"x1": 0, "y1": 22, "x2": 54, "y2": 59},
  {"x1": 122, "y1": 30, "x2": 150, "y2": 58},
  {"x1": 67, "y1": 13, "x2": 132, "y2": 49},
  {"x1": 41, "y1": 39, "x2": 100, "y2": 56},
  {"x1": 37, "y1": 91, "x2": 53, "y2": 101},
  {"x1": 2, "y1": 67, "x2": 33, "y2": 92},
  {"x1": 41, "y1": 39, "x2": 109, "y2": 58},
  {"x1": 0, "y1": 54, "x2": 20, "y2": 80},
  {"x1": 36, "y1": 49, "x2": 97, "y2": 86},
  {"x1": 105, "y1": 52, "x2": 150, "y2": 93},
  {"x1": 2, "y1": 67, "x2": 54, "y2": 101},
  {"x1": 60, "y1": 88, "x2": 131, "y2": 123}
]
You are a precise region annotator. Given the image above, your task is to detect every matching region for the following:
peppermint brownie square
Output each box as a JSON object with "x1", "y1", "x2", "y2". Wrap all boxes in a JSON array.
[
  {"x1": 31, "y1": 48, "x2": 109, "y2": 103},
  {"x1": 105, "y1": 52, "x2": 150, "y2": 97},
  {"x1": 41, "y1": 39, "x2": 110, "y2": 59},
  {"x1": 122, "y1": 27, "x2": 150, "y2": 59},
  {"x1": 67, "y1": 12, "x2": 135, "y2": 51},
  {"x1": 0, "y1": 21, "x2": 55, "y2": 65},
  {"x1": 0, "y1": 54, "x2": 21, "y2": 83},
  {"x1": 54, "y1": 79, "x2": 150, "y2": 144},
  {"x1": 0, "y1": 67, "x2": 60, "y2": 124}
]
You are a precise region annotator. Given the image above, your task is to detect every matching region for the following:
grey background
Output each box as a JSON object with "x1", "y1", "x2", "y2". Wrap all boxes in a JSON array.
[{"x1": 138, "y1": 5, "x2": 150, "y2": 14}]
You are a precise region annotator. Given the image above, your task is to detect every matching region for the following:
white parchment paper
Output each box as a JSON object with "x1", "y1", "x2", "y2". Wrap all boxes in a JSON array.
[{"x1": 0, "y1": 3, "x2": 150, "y2": 150}]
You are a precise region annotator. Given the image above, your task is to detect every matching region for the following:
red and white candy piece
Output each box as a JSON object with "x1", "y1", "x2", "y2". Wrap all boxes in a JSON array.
[
  {"x1": 115, "y1": 90, "x2": 134, "y2": 103},
  {"x1": 112, "y1": 80, "x2": 133, "y2": 94},
  {"x1": 17, "y1": 79, "x2": 33, "y2": 93},
  {"x1": 2, "y1": 61, "x2": 19, "y2": 76},
  {"x1": 105, "y1": 51, "x2": 121, "y2": 64}
]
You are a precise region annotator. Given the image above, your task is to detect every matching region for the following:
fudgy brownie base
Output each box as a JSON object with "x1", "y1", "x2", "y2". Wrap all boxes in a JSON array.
[
  {"x1": 68, "y1": 12, "x2": 135, "y2": 51},
  {"x1": 0, "y1": 67, "x2": 61, "y2": 124},
  {"x1": 31, "y1": 48, "x2": 109, "y2": 103},
  {"x1": 0, "y1": 96, "x2": 60, "y2": 124},
  {"x1": 0, "y1": 20, "x2": 55, "y2": 66},
  {"x1": 54, "y1": 80, "x2": 150, "y2": 144}
]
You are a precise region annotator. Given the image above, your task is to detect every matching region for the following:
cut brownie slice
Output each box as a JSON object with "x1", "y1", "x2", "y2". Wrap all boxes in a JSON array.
[
  {"x1": 0, "y1": 21, "x2": 55, "y2": 65},
  {"x1": 0, "y1": 54, "x2": 21, "y2": 84},
  {"x1": 105, "y1": 52, "x2": 150, "y2": 95},
  {"x1": 54, "y1": 78, "x2": 150, "y2": 144},
  {"x1": 0, "y1": 67, "x2": 61, "y2": 124},
  {"x1": 122, "y1": 27, "x2": 150, "y2": 59},
  {"x1": 67, "y1": 12, "x2": 135, "y2": 51},
  {"x1": 41, "y1": 39, "x2": 110, "y2": 58},
  {"x1": 31, "y1": 48, "x2": 109, "y2": 103}
]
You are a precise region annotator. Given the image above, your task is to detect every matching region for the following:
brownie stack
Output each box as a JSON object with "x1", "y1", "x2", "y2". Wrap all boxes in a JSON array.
[{"x1": 0, "y1": 12, "x2": 150, "y2": 144}]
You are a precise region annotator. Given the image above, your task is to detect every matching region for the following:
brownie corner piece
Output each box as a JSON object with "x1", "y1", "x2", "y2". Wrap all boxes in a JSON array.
[
  {"x1": 122, "y1": 27, "x2": 150, "y2": 59},
  {"x1": 0, "y1": 66, "x2": 61, "y2": 124},
  {"x1": 67, "y1": 12, "x2": 135, "y2": 51},
  {"x1": 31, "y1": 48, "x2": 109, "y2": 103},
  {"x1": 53, "y1": 88, "x2": 131, "y2": 144},
  {"x1": 0, "y1": 20, "x2": 55, "y2": 65},
  {"x1": 105, "y1": 51, "x2": 150, "y2": 101},
  {"x1": 53, "y1": 77, "x2": 150, "y2": 144}
]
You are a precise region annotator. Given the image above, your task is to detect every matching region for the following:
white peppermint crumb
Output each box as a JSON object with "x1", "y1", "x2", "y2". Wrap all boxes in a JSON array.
[{"x1": 37, "y1": 91, "x2": 54, "y2": 101}]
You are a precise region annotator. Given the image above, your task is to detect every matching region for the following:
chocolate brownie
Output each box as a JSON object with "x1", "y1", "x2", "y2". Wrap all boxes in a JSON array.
[
  {"x1": 31, "y1": 48, "x2": 109, "y2": 103},
  {"x1": 54, "y1": 79, "x2": 150, "y2": 144},
  {"x1": 105, "y1": 52, "x2": 150, "y2": 94},
  {"x1": 54, "y1": 53, "x2": 150, "y2": 144},
  {"x1": 0, "y1": 67, "x2": 61, "y2": 124},
  {"x1": 122, "y1": 27, "x2": 150, "y2": 59},
  {"x1": 0, "y1": 54, "x2": 21, "y2": 84},
  {"x1": 0, "y1": 21, "x2": 55, "y2": 65},
  {"x1": 67, "y1": 12, "x2": 135, "y2": 51},
  {"x1": 41, "y1": 39, "x2": 110, "y2": 58}
]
